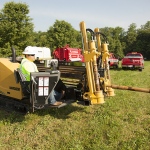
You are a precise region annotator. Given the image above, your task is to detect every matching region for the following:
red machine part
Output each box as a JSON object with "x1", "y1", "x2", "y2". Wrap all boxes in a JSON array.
[{"x1": 53, "y1": 45, "x2": 84, "y2": 62}]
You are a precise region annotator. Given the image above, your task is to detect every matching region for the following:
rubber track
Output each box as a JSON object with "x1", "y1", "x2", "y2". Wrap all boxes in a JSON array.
[{"x1": 0, "y1": 95, "x2": 30, "y2": 114}]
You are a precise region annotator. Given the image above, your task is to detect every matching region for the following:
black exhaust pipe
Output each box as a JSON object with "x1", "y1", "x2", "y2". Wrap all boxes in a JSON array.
[{"x1": 11, "y1": 46, "x2": 16, "y2": 62}]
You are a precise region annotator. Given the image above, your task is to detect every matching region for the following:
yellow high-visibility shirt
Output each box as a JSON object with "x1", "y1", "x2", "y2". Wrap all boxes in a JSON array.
[{"x1": 20, "y1": 58, "x2": 38, "y2": 81}]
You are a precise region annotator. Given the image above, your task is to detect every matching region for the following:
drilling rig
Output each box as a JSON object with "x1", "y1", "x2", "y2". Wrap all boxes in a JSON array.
[
  {"x1": 77, "y1": 21, "x2": 150, "y2": 105},
  {"x1": 0, "y1": 21, "x2": 149, "y2": 113}
]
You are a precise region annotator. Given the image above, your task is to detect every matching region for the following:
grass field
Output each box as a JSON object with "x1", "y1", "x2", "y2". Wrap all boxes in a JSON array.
[{"x1": 0, "y1": 61, "x2": 150, "y2": 150}]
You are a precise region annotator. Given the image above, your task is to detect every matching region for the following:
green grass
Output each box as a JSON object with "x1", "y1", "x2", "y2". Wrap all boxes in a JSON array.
[{"x1": 0, "y1": 62, "x2": 150, "y2": 150}]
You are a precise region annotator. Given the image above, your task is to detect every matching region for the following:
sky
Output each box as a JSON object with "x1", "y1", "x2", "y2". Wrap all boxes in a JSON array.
[{"x1": 0, "y1": 0, "x2": 150, "y2": 32}]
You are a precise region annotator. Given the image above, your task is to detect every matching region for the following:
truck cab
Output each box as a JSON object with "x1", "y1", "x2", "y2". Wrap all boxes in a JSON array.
[{"x1": 108, "y1": 53, "x2": 119, "y2": 68}]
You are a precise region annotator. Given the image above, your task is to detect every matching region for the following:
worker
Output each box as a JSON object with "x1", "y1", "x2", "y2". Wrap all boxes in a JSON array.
[
  {"x1": 49, "y1": 79, "x2": 66, "y2": 102},
  {"x1": 20, "y1": 46, "x2": 62, "y2": 106}
]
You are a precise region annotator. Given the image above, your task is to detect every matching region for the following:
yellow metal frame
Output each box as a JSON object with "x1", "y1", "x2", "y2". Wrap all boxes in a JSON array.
[
  {"x1": 80, "y1": 21, "x2": 105, "y2": 104},
  {"x1": 0, "y1": 58, "x2": 23, "y2": 100},
  {"x1": 79, "y1": 21, "x2": 115, "y2": 104}
]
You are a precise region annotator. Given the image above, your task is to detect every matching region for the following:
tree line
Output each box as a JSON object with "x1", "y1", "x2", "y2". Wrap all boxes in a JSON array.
[{"x1": 0, "y1": 2, "x2": 150, "y2": 59}]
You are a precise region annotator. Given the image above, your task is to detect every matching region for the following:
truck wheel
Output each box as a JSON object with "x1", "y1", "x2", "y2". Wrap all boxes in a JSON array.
[
  {"x1": 139, "y1": 68, "x2": 142, "y2": 71},
  {"x1": 115, "y1": 64, "x2": 119, "y2": 69}
]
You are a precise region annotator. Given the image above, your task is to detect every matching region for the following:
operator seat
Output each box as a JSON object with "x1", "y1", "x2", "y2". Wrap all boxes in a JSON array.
[{"x1": 14, "y1": 68, "x2": 30, "y2": 96}]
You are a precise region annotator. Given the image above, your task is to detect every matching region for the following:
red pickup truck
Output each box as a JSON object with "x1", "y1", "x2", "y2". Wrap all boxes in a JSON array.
[{"x1": 121, "y1": 52, "x2": 144, "y2": 71}]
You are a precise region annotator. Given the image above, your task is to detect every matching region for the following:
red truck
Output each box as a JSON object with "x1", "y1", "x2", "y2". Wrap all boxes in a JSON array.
[
  {"x1": 53, "y1": 45, "x2": 84, "y2": 62},
  {"x1": 108, "y1": 53, "x2": 119, "y2": 68},
  {"x1": 121, "y1": 52, "x2": 144, "y2": 71}
]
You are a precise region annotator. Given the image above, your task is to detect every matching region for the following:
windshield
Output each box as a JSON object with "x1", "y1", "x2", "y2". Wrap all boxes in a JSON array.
[{"x1": 125, "y1": 53, "x2": 143, "y2": 58}]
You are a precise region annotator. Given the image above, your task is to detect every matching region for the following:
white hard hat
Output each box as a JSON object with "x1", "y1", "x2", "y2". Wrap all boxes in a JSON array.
[{"x1": 22, "y1": 46, "x2": 36, "y2": 55}]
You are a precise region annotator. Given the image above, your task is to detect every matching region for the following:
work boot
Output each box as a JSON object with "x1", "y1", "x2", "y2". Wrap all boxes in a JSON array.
[{"x1": 50, "y1": 101, "x2": 62, "y2": 106}]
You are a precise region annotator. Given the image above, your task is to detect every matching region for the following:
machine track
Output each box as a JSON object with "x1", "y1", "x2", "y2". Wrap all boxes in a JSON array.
[
  {"x1": 0, "y1": 95, "x2": 30, "y2": 114},
  {"x1": 0, "y1": 94, "x2": 79, "y2": 114}
]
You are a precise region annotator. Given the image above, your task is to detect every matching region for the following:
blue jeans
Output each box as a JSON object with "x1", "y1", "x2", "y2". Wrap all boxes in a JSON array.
[{"x1": 48, "y1": 90, "x2": 62, "y2": 104}]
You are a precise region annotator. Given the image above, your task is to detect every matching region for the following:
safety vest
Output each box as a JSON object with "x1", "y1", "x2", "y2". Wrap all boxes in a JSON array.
[{"x1": 20, "y1": 58, "x2": 38, "y2": 81}]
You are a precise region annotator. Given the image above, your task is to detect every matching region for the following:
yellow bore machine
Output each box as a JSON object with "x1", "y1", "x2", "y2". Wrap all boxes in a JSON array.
[
  {"x1": 79, "y1": 21, "x2": 150, "y2": 106},
  {"x1": 79, "y1": 21, "x2": 115, "y2": 105}
]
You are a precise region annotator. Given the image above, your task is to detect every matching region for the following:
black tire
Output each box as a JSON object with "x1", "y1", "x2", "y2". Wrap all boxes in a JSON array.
[
  {"x1": 139, "y1": 68, "x2": 142, "y2": 71},
  {"x1": 115, "y1": 64, "x2": 119, "y2": 69}
]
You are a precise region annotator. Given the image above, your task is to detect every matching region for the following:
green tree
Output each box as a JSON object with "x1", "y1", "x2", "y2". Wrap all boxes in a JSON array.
[
  {"x1": 140, "y1": 21, "x2": 150, "y2": 30},
  {"x1": 123, "y1": 23, "x2": 138, "y2": 54},
  {"x1": 135, "y1": 21, "x2": 150, "y2": 59},
  {"x1": 47, "y1": 20, "x2": 81, "y2": 52},
  {"x1": 0, "y1": 1, "x2": 34, "y2": 56},
  {"x1": 33, "y1": 31, "x2": 49, "y2": 47},
  {"x1": 100, "y1": 27, "x2": 124, "y2": 58}
]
